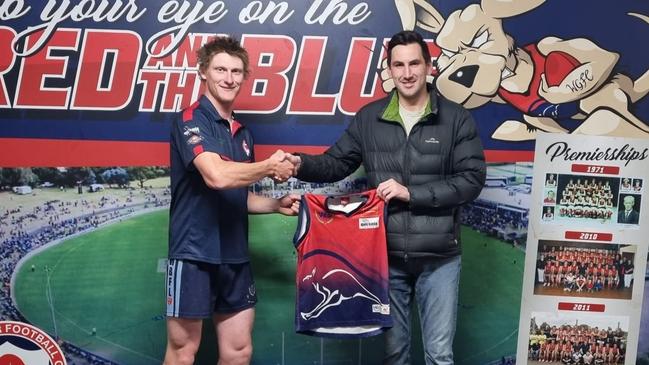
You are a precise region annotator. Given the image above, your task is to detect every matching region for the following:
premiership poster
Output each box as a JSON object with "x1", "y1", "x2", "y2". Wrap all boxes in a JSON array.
[{"x1": 517, "y1": 132, "x2": 649, "y2": 364}]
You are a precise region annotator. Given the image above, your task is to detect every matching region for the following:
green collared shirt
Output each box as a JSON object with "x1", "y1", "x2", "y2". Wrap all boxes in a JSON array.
[{"x1": 380, "y1": 85, "x2": 437, "y2": 126}]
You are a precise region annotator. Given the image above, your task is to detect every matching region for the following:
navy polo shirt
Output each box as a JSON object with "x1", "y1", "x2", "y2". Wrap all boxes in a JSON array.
[{"x1": 168, "y1": 95, "x2": 255, "y2": 264}]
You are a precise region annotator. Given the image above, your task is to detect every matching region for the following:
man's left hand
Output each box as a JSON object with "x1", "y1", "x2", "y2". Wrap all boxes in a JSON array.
[
  {"x1": 377, "y1": 179, "x2": 410, "y2": 203},
  {"x1": 278, "y1": 193, "x2": 301, "y2": 216}
]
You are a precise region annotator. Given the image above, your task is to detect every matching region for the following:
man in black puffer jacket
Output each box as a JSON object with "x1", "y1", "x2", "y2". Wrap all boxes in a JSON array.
[{"x1": 288, "y1": 30, "x2": 486, "y2": 365}]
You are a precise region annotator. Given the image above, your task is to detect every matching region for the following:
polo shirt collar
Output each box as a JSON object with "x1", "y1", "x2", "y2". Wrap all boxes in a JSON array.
[{"x1": 198, "y1": 95, "x2": 243, "y2": 136}]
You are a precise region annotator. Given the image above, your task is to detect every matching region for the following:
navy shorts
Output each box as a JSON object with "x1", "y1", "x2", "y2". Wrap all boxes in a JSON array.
[{"x1": 166, "y1": 259, "x2": 257, "y2": 318}]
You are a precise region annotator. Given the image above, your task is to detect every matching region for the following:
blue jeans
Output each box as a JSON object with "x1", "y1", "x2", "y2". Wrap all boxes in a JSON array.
[{"x1": 383, "y1": 255, "x2": 461, "y2": 365}]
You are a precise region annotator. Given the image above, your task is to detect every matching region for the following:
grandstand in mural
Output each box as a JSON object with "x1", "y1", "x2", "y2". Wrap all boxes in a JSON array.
[{"x1": 463, "y1": 163, "x2": 533, "y2": 246}]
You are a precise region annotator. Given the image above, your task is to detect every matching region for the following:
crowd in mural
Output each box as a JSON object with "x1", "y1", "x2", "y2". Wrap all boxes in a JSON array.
[
  {"x1": 461, "y1": 199, "x2": 528, "y2": 245},
  {"x1": 250, "y1": 176, "x2": 368, "y2": 198}
]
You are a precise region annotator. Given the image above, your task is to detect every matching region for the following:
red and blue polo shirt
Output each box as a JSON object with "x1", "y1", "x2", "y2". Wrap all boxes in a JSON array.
[{"x1": 168, "y1": 95, "x2": 254, "y2": 264}]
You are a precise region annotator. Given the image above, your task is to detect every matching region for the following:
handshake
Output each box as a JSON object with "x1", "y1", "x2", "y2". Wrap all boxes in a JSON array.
[{"x1": 266, "y1": 150, "x2": 301, "y2": 183}]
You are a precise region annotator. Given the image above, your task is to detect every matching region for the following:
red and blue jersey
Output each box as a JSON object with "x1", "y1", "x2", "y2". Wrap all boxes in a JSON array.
[
  {"x1": 168, "y1": 95, "x2": 254, "y2": 264},
  {"x1": 293, "y1": 190, "x2": 392, "y2": 338}
]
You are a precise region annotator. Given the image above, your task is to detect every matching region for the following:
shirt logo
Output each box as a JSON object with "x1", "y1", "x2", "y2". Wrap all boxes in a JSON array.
[
  {"x1": 184, "y1": 126, "x2": 203, "y2": 145},
  {"x1": 187, "y1": 135, "x2": 203, "y2": 145},
  {"x1": 316, "y1": 211, "x2": 334, "y2": 224},
  {"x1": 242, "y1": 140, "x2": 251, "y2": 157},
  {"x1": 247, "y1": 283, "x2": 257, "y2": 303},
  {"x1": 359, "y1": 217, "x2": 379, "y2": 229},
  {"x1": 183, "y1": 126, "x2": 200, "y2": 136},
  {"x1": 424, "y1": 137, "x2": 439, "y2": 143},
  {"x1": 372, "y1": 304, "x2": 390, "y2": 315}
]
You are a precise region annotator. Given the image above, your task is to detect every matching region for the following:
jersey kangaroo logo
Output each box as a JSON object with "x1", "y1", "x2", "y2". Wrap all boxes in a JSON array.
[{"x1": 300, "y1": 268, "x2": 386, "y2": 320}]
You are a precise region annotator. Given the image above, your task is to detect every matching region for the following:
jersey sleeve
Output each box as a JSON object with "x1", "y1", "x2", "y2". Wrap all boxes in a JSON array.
[{"x1": 171, "y1": 110, "x2": 229, "y2": 168}]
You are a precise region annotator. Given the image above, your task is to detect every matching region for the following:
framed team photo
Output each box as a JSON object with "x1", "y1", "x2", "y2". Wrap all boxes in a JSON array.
[
  {"x1": 533, "y1": 240, "x2": 636, "y2": 300},
  {"x1": 527, "y1": 311, "x2": 629, "y2": 365},
  {"x1": 550, "y1": 174, "x2": 619, "y2": 225}
]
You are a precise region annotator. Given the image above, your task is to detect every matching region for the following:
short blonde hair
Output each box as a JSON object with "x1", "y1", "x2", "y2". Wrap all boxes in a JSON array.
[{"x1": 197, "y1": 36, "x2": 250, "y2": 77}]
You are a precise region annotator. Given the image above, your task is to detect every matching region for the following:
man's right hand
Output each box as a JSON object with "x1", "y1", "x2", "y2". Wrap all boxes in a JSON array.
[
  {"x1": 284, "y1": 153, "x2": 301, "y2": 176},
  {"x1": 268, "y1": 150, "x2": 295, "y2": 182}
]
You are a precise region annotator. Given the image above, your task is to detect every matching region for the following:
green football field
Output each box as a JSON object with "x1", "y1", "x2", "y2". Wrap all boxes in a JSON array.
[{"x1": 13, "y1": 210, "x2": 524, "y2": 364}]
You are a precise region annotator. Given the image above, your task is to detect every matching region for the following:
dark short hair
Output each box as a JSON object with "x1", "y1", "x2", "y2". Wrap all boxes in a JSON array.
[
  {"x1": 386, "y1": 30, "x2": 431, "y2": 66},
  {"x1": 197, "y1": 36, "x2": 250, "y2": 77}
]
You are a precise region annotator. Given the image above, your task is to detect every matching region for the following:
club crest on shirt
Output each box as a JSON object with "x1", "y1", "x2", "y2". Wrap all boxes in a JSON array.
[
  {"x1": 187, "y1": 135, "x2": 203, "y2": 145},
  {"x1": 184, "y1": 126, "x2": 203, "y2": 145},
  {"x1": 316, "y1": 211, "x2": 334, "y2": 224},
  {"x1": 242, "y1": 140, "x2": 250, "y2": 157}
]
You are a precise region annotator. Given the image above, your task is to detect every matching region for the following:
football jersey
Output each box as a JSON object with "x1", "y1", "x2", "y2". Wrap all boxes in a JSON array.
[{"x1": 293, "y1": 189, "x2": 392, "y2": 338}]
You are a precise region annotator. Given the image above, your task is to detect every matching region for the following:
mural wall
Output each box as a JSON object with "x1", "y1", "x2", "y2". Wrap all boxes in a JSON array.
[{"x1": 1, "y1": 0, "x2": 648, "y2": 364}]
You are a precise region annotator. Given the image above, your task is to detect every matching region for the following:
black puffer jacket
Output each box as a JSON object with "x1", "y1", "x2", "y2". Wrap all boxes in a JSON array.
[{"x1": 297, "y1": 86, "x2": 486, "y2": 259}]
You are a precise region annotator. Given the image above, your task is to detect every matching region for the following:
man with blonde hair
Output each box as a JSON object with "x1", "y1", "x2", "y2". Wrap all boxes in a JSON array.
[{"x1": 165, "y1": 36, "x2": 299, "y2": 365}]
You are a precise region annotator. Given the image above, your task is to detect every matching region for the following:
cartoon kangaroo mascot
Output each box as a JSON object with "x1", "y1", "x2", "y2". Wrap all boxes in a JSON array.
[{"x1": 389, "y1": 0, "x2": 649, "y2": 141}]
